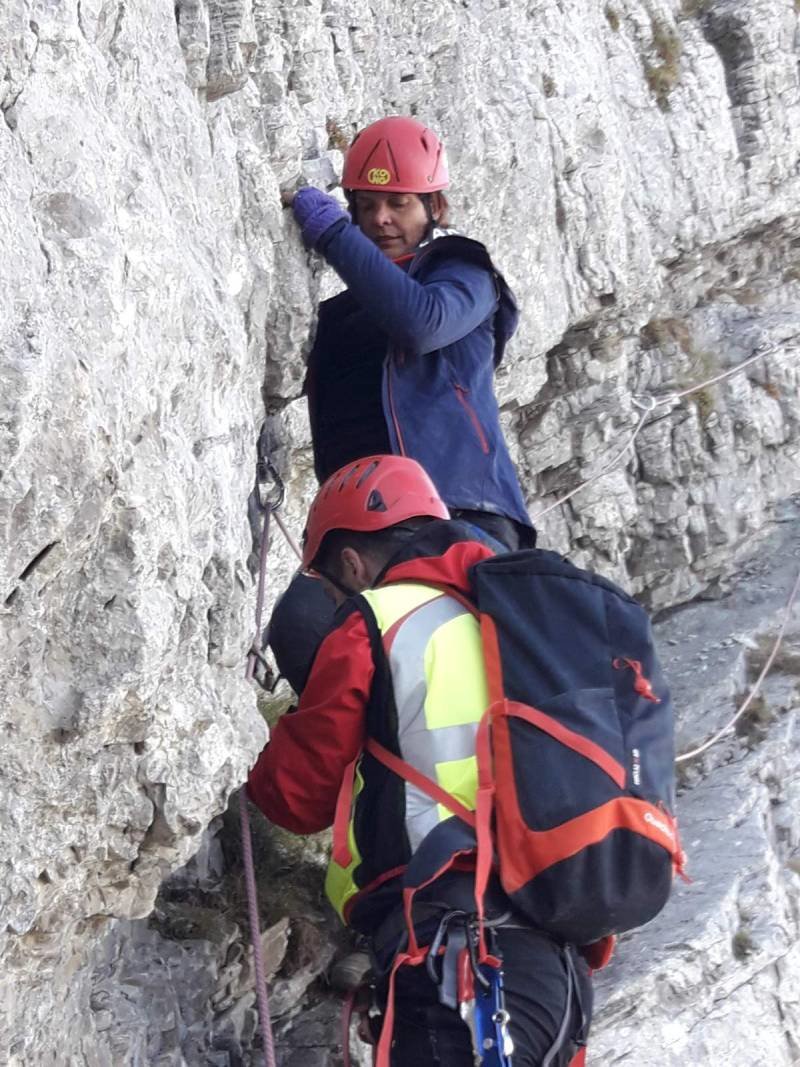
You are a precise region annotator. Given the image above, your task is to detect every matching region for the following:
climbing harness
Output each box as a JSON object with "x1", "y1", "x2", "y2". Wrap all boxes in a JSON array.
[
  {"x1": 426, "y1": 911, "x2": 515, "y2": 1066},
  {"x1": 349, "y1": 907, "x2": 588, "y2": 1067}
]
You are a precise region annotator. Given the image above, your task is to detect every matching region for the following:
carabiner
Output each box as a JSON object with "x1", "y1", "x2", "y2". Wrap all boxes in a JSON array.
[
  {"x1": 254, "y1": 455, "x2": 285, "y2": 514},
  {"x1": 473, "y1": 962, "x2": 514, "y2": 1065}
]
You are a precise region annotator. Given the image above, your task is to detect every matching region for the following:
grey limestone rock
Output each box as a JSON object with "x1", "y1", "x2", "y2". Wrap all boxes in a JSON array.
[
  {"x1": 1, "y1": 0, "x2": 799, "y2": 1062},
  {"x1": 589, "y1": 505, "x2": 800, "y2": 1065}
]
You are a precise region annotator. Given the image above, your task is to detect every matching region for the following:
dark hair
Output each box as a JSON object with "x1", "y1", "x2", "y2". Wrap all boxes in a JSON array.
[
  {"x1": 427, "y1": 191, "x2": 450, "y2": 228},
  {"x1": 314, "y1": 517, "x2": 433, "y2": 581}
]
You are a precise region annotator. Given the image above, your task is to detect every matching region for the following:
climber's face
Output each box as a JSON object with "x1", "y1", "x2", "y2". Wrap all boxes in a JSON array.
[{"x1": 353, "y1": 191, "x2": 434, "y2": 258}]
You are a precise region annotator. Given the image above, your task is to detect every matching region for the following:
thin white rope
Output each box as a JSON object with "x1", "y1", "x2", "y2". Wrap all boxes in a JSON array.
[
  {"x1": 675, "y1": 566, "x2": 800, "y2": 764},
  {"x1": 531, "y1": 338, "x2": 799, "y2": 524},
  {"x1": 669, "y1": 340, "x2": 790, "y2": 400},
  {"x1": 531, "y1": 397, "x2": 656, "y2": 522}
]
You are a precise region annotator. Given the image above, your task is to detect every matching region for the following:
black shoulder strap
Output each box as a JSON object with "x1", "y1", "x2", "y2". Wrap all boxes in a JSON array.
[{"x1": 352, "y1": 594, "x2": 401, "y2": 750}]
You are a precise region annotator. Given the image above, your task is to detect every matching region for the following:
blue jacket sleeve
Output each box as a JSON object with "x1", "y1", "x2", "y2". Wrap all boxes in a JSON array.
[{"x1": 318, "y1": 221, "x2": 498, "y2": 354}]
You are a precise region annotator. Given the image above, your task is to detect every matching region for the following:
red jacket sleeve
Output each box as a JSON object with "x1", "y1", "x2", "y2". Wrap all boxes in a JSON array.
[{"x1": 246, "y1": 609, "x2": 374, "y2": 834}]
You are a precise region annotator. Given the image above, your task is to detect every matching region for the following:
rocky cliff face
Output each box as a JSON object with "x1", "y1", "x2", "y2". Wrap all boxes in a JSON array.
[{"x1": 1, "y1": 0, "x2": 799, "y2": 1063}]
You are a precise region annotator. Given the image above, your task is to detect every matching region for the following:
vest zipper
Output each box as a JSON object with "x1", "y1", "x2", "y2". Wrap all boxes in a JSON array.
[
  {"x1": 454, "y1": 384, "x2": 490, "y2": 454},
  {"x1": 612, "y1": 657, "x2": 661, "y2": 703}
]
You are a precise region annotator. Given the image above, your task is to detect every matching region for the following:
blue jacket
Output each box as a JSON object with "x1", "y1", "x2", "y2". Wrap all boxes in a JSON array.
[{"x1": 305, "y1": 220, "x2": 533, "y2": 530}]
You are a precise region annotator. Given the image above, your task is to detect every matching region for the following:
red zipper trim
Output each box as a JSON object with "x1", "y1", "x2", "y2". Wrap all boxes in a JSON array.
[
  {"x1": 454, "y1": 384, "x2": 490, "y2": 454},
  {"x1": 386, "y1": 355, "x2": 407, "y2": 455},
  {"x1": 501, "y1": 796, "x2": 683, "y2": 890},
  {"x1": 613, "y1": 657, "x2": 661, "y2": 703}
]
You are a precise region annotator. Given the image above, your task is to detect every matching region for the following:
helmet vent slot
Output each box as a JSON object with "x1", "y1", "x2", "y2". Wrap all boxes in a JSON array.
[{"x1": 356, "y1": 460, "x2": 380, "y2": 488}]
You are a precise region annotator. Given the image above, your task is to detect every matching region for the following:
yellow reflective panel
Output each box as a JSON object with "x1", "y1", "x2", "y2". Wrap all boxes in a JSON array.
[
  {"x1": 436, "y1": 755, "x2": 479, "y2": 821},
  {"x1": 362, "y1": 583, "x2": 442, "y2": 632},
  {"x1": 424, "y1": 613, "x2": 489, "y2": 728}
]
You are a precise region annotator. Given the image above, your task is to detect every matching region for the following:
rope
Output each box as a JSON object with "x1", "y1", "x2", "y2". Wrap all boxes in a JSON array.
[
  {"x1": 242, "y1": 441, "x2": 285, "y2": 1066},
  {"x1": 531, "y1": 337, "x2": 799, "y2": 524},
  {"x1": 532, "y1": 333, "x2": 800, "y2": 766},
  {"x1": 668, "y1": 339, "x2": 788, "y2": 400},
  {"x1": 240, "y1": 794, "x2": 278, "y2": 1067},
  {"x1": 675, "y1": 566, "x2": 800, "y2": 764},
  {"x1": 532, "y1": 398, "x2": 655, "y2": 522},
  {"x1": 245, "y1": 508, "x2": 273, "y2": 684},
  {"x1": 274, "y1": 510, "x2": 304, "y2": 562},
  {"x1": 529, "y1": 334, "x2": 800, "y2": 765}
]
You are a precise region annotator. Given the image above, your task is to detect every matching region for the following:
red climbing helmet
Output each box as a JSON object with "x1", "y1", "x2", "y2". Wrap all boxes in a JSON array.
[
  {"x1": 342, "y1": 116, "x2": 449, "y2": 194},
  {"x1": 302, "y1": 455, "x2": 450, "y2": 568}
]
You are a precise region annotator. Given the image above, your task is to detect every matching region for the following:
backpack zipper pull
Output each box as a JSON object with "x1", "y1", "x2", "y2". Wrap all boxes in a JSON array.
[
  {"x1": 666, "y1": 807, "x2": 691, "y2": 883},
  {"x1": 613, "y1": 657, "x2": 661, "y2": 703}
]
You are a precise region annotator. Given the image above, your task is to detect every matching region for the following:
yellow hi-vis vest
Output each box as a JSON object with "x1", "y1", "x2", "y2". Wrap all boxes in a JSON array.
[{"x1": 325, "y1": 582, "x2": 489, "y2": 923}]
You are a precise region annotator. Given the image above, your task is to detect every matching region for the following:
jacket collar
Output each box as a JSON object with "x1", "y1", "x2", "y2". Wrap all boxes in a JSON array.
[
  {"x1": 373, "y1": 520, "x2": 495, "y2": 595},
  {"x1": 406, "y1": 233, "x2": 519, "y2": 366}
]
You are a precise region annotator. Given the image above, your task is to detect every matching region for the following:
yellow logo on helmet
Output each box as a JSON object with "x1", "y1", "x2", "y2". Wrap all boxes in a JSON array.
[{"x1": 367, "y1": 168, "x2": 391, "y2": 185}]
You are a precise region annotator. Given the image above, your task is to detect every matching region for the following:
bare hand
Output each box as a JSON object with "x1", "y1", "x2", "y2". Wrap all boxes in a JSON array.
[{"x1": 280, "y1": 189, "x2": 296, "y2": 208}]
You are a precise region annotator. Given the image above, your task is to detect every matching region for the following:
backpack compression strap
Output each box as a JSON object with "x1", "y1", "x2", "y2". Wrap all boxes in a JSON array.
[{"x1": 365, "y1": 739, "x2": 477, "y2": 828}]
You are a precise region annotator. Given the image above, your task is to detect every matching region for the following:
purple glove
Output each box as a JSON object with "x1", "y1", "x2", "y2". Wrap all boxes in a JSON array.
[{"x1": 291, "y1": 186, "x2": 349, "y2": 249}]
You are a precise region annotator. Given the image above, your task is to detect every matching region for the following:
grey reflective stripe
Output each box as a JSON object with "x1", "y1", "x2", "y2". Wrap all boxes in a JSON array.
[{"x1": 386, "y1": 594, "x2": 478, "y2": 851}]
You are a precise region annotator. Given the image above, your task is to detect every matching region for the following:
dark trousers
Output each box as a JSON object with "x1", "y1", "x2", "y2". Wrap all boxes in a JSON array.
[{"x1": 377, "y1": 927, "x2": 591, "y2": 1067}]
